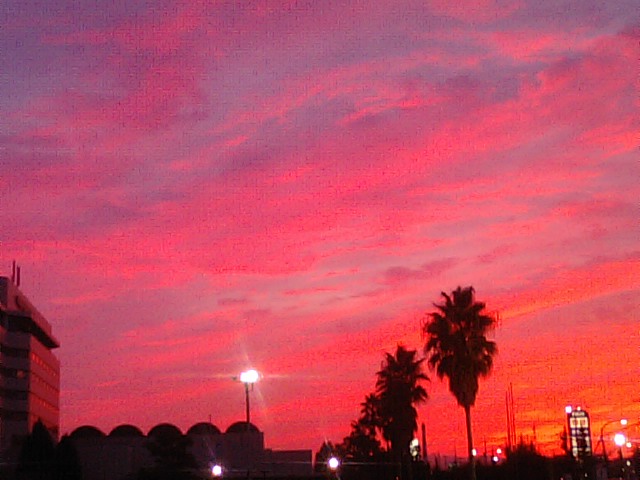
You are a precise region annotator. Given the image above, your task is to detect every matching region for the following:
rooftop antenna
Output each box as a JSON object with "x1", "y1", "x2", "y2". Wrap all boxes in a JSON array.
[
  {"x1": 16, "y1": 265, "x2": 21, "y2": 287},
  {"x1": 12, "y1": 260, "x2": 16, "y2": 283}
]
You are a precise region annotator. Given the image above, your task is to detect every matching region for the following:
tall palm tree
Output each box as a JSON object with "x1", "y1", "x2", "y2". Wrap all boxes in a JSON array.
[
  {"x1": 375, "y1": 345, "x2": 429, "y2": 468},
  {"x1": 424, "y1": 286, "x2": 497, "y2": 480}
]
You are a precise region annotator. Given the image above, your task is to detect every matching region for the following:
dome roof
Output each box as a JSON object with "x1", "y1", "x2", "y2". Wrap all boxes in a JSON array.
[
  {"x1": 148, "y1": 423, "x2": 183, "y2": 438},
  {"x1": 187, "y1": 422, "x2": 221, "y2": 436},
  {"x1": 225, "y1": 421, "x2": 260, "y2": 433},
  {"x1": 70, "y1": 425, "x2": 106, "y2": 439},
  {"x1": 109, "y1": 424, "x2": 144, "y2": 437}
]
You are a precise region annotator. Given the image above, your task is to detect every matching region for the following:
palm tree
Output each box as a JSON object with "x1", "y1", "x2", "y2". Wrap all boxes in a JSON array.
[
  {"x1": 375, "y1": 345, "x2": 429, "y2": 470},
  {"x1": 358, "y1": 393, "x2": 384, "y2": 451},
  {"x1": 424, "y1": 286, "x2": 497, "y2": 480}
]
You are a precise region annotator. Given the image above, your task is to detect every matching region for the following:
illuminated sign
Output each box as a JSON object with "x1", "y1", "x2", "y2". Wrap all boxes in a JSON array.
[{"x1": 567, "y1": 409, "x2": 592, "y2": 459}]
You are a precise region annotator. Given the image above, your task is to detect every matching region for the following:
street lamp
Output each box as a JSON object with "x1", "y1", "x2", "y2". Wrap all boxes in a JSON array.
[
  {"x1": 614, "y1": 433, "x2": 627, "y2": 479},
  {"x1": 327, "y1": 456, "x2": 340, "y2": 470},
  {"x1": 211, "y1": 464, "x2": 223, "y2": 477},
  {"x1": 239, "y1": 369, "x2": 260, "y2": 431},
  {"x1": 614, "y1": 433, "x2": 626, "y2": 452},
  {"x1": 599, "y1": 418, "x2": 627, "y2": 463}
]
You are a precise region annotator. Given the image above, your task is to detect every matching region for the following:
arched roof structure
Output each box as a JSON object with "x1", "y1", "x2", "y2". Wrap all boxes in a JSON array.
[
  {"x1": 70, "y1": 425, "x2": 106, "y2": 439},
  {"x1": 109, "y1": 424, "x2": 144, "y2": 437},
  {"x1": 225, "y1": 421, "x2": 260, "y2": 433},
  {"x1": 148, "y1": 423, "x2": 183, "y2": 438},
  {"x1": 187, "y1": 422, "x2": 222, "y2": 435}
]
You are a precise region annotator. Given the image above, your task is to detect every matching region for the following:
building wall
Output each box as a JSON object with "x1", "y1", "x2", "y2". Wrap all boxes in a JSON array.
[
  {"x1": 263, "y1": 449, "x2": 314, "y2": 477},
  {"x1": 0, "y1": 276, "x2": 60, "y2": 458}
]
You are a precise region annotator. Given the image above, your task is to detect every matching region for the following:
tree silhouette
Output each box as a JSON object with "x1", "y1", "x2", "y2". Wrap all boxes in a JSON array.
[
  {"x1": 503, "y1": 441, "x2": 551, "y2": 480},
  {"x1": 375, "y1": 345, "x2": 429, "y2": 473},
  {"x1": 138, "y1": 425, "x2": 198, "y2": 480},
  {"x1": 17, "y1": 420, "x2": 55, "y2": 480},
  {"x1": 53, "y1": 435, "x2": 82, "y2": 480},
  {"x1": 424, "y1": 286, "x2": 497, "y2": 480},
  {"x1": 314, "y1": 441, "x2": 339, "y2": 474},
  {"x1": 340, "y1": 402, "x2": 384, "y2": 463},
  {"x1": 558, "y1": 427, "x2": 571, "y2": 457}
]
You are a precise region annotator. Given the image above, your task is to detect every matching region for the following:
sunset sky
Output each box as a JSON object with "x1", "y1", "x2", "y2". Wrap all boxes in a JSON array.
[{"x1": 2, "y1": 0, "x2": 639, "y2": 460}]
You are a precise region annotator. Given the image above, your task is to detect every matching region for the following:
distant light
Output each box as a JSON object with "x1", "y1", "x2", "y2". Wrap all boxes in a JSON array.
[
  {"x1": 565, "y1": 406, "x2": 573, "y2": 414},
  {"x1": 410, "y1": 438, "x2": 420, "y2": 458},
  {"x1": 614, "y1": 433, "x2": 626, "y2": 447},
  {"x1": 471, "y1": 448, "x2": 477, "y2": 457},
  {"x1": 240, "y1": 369, "x2": 260, "y2": 384},
  {"x1": 621, "y1": 419, "x2": 628, "y2": 426},
  {"x1": 626, "y1": 442, "x2": 632, "y2": 448},
  {"x1": 496, "y1": 448, "x2": 502, "y2": 455},
  {"x1": 328, "y1": 456, "x2": 340, "y2": 470},
  {"x1": 492, "y1": 456, "x2": 499, "y2": 463},
  {"x1": 211, "y1": 464, "x2": 223, "y2": 477}
]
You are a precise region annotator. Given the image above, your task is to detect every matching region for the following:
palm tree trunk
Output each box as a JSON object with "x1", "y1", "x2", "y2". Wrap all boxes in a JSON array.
[{"x1": 464, "y1": 405, "x2": 476, "y2": 480}]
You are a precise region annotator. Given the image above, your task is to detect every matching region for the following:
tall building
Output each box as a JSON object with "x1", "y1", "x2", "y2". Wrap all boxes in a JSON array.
[{"x1": 0, "y1": 275, "x2": 60, "y2": 456}]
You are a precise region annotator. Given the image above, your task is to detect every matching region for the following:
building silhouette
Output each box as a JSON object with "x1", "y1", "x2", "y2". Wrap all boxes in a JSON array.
[
  {"x1": 69, "y1": 421, "x2": 313, "y2": 479},
  {"x1": 0, "y1": 274, "x2": 60, "y2": 460}
]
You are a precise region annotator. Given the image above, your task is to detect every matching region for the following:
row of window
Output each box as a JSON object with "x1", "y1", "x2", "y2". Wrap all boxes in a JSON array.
[
  {"x1": 0, "y1": 365, "x2": 28, "y2": 380},
  {"x1": 30, "y1": 371, "x2": 59, "y2": 403},
  {"x1": 0, "y1": 365, "x2": 59, "y2": 398},
  {"x1": 30, "y1": 351, "x2": 59, "y2": 378},
  {"x1": 30, "y1": 392, "x2": 59, "y2": 416},
  {"x1": 0, "y1": 408, "x2": 28, "y2": 421},
  {"x1": 0, "y1": 343, "x2": 29, "y2": 359},
  {"x1": 0, "y1": 387, "x2": 28, "y2": 400}
]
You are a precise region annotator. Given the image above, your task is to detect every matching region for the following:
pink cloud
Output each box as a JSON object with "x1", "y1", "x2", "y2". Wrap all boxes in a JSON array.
[
  {"x1": 429, "y1": 0, "x2": 523, "y2": 22},
  {"x1": 2, "y1": 1, "x2": 638, "y2": 458}
]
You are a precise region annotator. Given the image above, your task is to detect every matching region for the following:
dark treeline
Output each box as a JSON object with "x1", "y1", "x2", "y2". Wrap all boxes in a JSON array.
[
  {"x1": 313, "y1": 286, "x2": 640, "y2": 480},
  {"x1": 15, "y1": 420, "x2": 81, "y2": 480},
  {"x1": 316, "y1": 286, "x2": 498, "y2": 480}
]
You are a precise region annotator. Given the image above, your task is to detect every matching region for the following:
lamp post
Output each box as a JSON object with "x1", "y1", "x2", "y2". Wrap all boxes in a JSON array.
[
  {"x1": 614, "y1": 433, "x2": 627, "y2": 480},
  {"x1": 599, "y1": 418, "x2": 627, "y2": 463},
  {"x1": 239, "y1": 369, "x2": 259, "y2": 431},
  {"x1": 614, "y1": 433, "x2": 626, "y2": 454},
  {"x1": 327, "y1": 456, "x2": 340, "y2": 478}
]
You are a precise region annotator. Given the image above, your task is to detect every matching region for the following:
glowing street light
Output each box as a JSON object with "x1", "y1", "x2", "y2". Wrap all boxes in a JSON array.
[
  {"x1": 211, "y1": 464, "x2": 223, "y2": 477},
  {"x1": 599, "y1": 418, "x2": 627, "y2": 463},
  {"x1": 614, "y1": 433, "x2": 626, "y2": 448},
  {"x1": 239, "y1": 369, "x2": 260, "y2": 431},
  {"x1": 327, "y1": 456, "x2": 340, "y2": 471},
  {"x1": 614, "y1": 433, "x2": 626, "y2": 460}
]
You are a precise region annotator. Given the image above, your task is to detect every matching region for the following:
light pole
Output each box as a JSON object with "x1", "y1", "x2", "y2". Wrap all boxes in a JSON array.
[
  {"x1": 239, "y1": 369, "x2": 259, "y2": 431},
  {"x1": 614, "y1": 433, "x2": 626, "y2": 452},
  {"x1": 599, "y1": 418, "x2": 627, "y2": 463},
  {"x1": 327, "y1": 456, "x2": 340, "y2": 479},
  {"x1": 614, "y1": 433, "x2": 627, "y2": 479}
]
